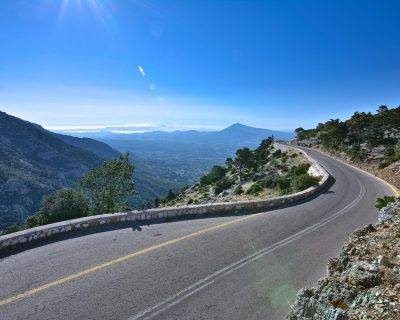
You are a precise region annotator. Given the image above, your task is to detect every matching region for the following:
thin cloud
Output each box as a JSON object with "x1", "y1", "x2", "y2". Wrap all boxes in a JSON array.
[{"x1": 138, "y1": 65, "x2": 146, "y2": 77}]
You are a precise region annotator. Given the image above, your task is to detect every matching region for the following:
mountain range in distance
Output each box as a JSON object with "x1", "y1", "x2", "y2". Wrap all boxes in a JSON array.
[
  {"x1": 54, "y1": 123, "x2": 295, "y2": 142},
  {"x1": 0, "y1": 110, "x2": 294, "y2": 230}
]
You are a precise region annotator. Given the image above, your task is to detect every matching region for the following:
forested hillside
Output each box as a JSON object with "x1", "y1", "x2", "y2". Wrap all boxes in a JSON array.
[
  {"x1": 102, "y1": 123, "x2": 295, "y2": 188},
  {"x1": 157, "y1": 138, "x2": 320, "y2": 207},
  {"x1": 295, "y1": 106, "x2": 400, "y2": 189},
  {"x1": 0, "y1": 111, "x2": 185, "y2": 230},
  {"x1": 296, "y1": 106, "x2": 400, "y2": 168},
  {"x1": 0, "y1": 111, "x2": 104, "y2": 229}
]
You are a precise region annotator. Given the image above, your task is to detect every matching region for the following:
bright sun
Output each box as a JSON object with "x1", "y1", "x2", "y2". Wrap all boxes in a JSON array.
[{"x1": 59, "y1": 0, "x2": 113, "y2": 23}]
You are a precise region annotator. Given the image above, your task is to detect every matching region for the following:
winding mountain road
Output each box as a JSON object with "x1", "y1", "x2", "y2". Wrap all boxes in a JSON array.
[{"x1": 0, "y1": 148, "x2": 396, "y2": 320}]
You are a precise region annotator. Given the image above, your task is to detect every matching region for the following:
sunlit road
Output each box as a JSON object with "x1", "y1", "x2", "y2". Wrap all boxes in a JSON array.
[{"x1": 0, "y1": 148, "x2": 394, "y2": 320}]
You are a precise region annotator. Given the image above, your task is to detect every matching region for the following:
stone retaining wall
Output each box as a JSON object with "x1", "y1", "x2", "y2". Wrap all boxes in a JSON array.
[{"x1": 0, "y1": 146, "x2": 331, "y2": 250}]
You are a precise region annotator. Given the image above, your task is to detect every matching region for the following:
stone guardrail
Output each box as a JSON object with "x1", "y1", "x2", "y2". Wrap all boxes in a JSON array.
[{"x1": 0, "y1": 146, "x2": 331, "y2": 250}]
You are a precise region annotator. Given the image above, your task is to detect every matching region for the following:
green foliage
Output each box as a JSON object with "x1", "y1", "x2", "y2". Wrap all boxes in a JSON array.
[
  {"x1": 375, "y1": 196, "x2": 397, "y2": 209},
  {"x1": 395, "y1": 142, "x2": 400, "y2": 160},
  {"x1": 319, "y1": 119, "x2": 348, "y2": 150},
  {"x1": 290, "y1": 174, "x2": 320, "y2": 192},
  {"x1": 214, "y1": 178, "x2": 234, "y2": 195},
  {"x1": 289, "y1": 163, "x2": 310, "y2": 176},
  {"x1": 348, "y1": 146, "x2": 368, "y2": 161},
  {"x1": 0, "y1": 224, "x2": 24, "y2": 236},
  {"x1": 298, "y1": 106, "x2": 400, "y2": 167},
  {"x1": 200, "y1": 165, "x2": 228, "y2": 186},
  {"x1": 26, "y1": 188, "x2": 90, "y2": 228},
  {"x1": 80, "y1": 154, "x2": 136, "y2": 214},
  {"x1": 379, "y1": 146, "x2": 397, "y2": 168},
  {"x1": 260, "y1": 177, "x2": 277, "y2": 188},
  {"x1": 247, "y1": 181, "x2": 264, "y2": 195},
  {"x1": 165, "y1": 189, "x2": 177, "y2": 202},
  {"x1": 276, "y1": 177, "x2": 291, "y2": 192},
  {"x1": 295, "y1": 127, "x2": 318, "y2": 140},
  {"x1": 234, "y1": 185, "x2": 244, "y2": 195},
  {"x1": 235, "y1": 147, "x2": 254, "y2": 180},
  {"x1": 272, "y1": 149, "x2": 282, "y2": 158},
  {"x1": 153, "y1": 197, "x2": 161, "y2": 207},
  {"x1": 254, "y1": 136, "x2": 274, "y2": 162}
]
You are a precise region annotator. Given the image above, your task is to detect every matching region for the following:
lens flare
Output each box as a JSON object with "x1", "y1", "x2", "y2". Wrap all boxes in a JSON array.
[{"x1": 58, "y1": 0, "x2": 114, "y2": 24}]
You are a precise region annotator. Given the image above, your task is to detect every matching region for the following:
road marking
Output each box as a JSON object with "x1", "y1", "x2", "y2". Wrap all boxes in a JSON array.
[
  {"x1": 129, "y1": 179, "x2": 365, "y2": 320},
  {"x1": 0, "y1": 210, "x2": 285, "y2": 307},
  {"x1": 0, "y1": 149, "x2": 376, "y2": 309},
  {"x1": 310, "y1": 147, "x2": 399, "y2": 196}
]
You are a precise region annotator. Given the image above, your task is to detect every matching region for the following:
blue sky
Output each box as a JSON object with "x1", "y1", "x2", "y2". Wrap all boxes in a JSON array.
[{"x1": 0, "y1": 0, "x2": 399, "y2": 131}]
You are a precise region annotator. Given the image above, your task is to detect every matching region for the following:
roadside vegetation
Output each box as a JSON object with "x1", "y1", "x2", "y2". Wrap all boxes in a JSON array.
[
  {"x1": 0, "y1": 154, "x2": 136, "y2": 235},
  {"x1": 295, "y1": 106, "x2": 400, "y2": 168},
  {"x1": 375, "y1": 195, "x2": 397, "y2": 210},
  {"x1": 156, "y1": 137, "x2": 321, "y2": 207}
]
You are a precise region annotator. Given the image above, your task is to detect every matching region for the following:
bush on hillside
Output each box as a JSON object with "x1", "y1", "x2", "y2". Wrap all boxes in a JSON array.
[
  {"x1": 0, "y1": 224, "x2": 24, "y2": 236},
  {"x1": 26, "y1": 188, "x2": 90, "y2": 228},
  {"x1": 200, "y1": 165, "x2": 228, "y2": 186},
  {"x1": 80, "y1": 153, "x2": 136, "y2": 214},
  {"x1": 214, "y1": 177, "x2": 234, "y2": 195},
  {"x1": 375, "y1": 196, "x2": 397, "y2": 209},
  {"x1": 277, "y1": 177, "x2": 291, "y2": 192},
  {"x1": 395, "y1": 142, "x2": 400, "y2": 160},
  {"x1": 247, "y1": 181, "x2": 264, "y2": 195},
  {"x1": 289, "y1": 163, "x2": 310, "y2": 176},
  {"x1": 234, "y1": 185, "x2": 244, "y2": 195},
  {"x1": 290, "y1": 173, "x2": 320, "y2": 192}
]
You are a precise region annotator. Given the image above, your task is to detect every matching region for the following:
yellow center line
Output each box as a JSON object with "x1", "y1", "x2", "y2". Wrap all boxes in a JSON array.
[
  {"x1": 3, "y1": 150, "x2": 396, "y2": 308},
  {"x1": 0, "y1": 213, "x2": 262, "y2": 307}
]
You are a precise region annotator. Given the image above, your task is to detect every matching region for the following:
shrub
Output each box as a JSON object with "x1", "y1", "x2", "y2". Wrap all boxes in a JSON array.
[
  {"x1": 234, "y1": 185, "x2": 244, "y2": 195},
  {"x1": 213, "y1": 177, "x2": 234, "y2": 195},
  {"x1": 290, "y1": 163, "x2": 310, "y2": 176},
  {"x1": 379, "y1": 145, "x2": 398, "y2": 168},
  {"x1": 348, "y1": 146, "x2": 368, "y2": 161},
  {"x1": 200, "y1": 165, "x2": 227, "y2": 186},
  {"x1": 395, "y1": 142, "x2": 400, "y2": 160},
  {"x1": 290, "y1": 173, "x2": 320, "y2": 192},
  {"x1": 0, "y1": 224, "x2": 24, "y2": 236},
  {"x1": 379, "y1": 159, "x2": 393, "y2": 169},
  {"x1": 277, "y1": 177, "x2": 291, "y2": 192},
  {"x1": 272, "y1": 149, "x2": 282, "y2": 158},
  {"x1": 375, "y1": 196, "x2": 396, "y2": 209},
  {"x1": 247, "y1": 182, "x2": 263, "y2": 195},
  {"x1": 80, "y1": 154, "x2": 136, "y2": 214},
  {"x1": 165, "y1": 189, "x2": 177, "y2": 202},
  {"x1": 214, "y1": 183, "x2": 224, "y2": 195},
  {"x1": 260, "y1": 177, "x2": 276, "y2": 188},
  {"x1": 26, "y1": 188, "x2": 90, "y2": 227}
]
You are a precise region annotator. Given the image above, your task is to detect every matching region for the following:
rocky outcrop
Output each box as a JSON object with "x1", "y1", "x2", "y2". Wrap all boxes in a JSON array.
[{"x1": 287, "y1": 200, "x2": 400, "y2": 320}]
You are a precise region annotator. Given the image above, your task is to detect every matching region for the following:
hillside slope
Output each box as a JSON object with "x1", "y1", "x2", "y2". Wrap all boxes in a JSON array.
[
  {"x1": 100, "y1": 124, "x2": 295, "y2": 188},
  {"x1": 0, "y1": 111, "x2": 105, "y2": 229},
  {"x1": 0, "y1": 112, "x2": 189, "y2": 229}
]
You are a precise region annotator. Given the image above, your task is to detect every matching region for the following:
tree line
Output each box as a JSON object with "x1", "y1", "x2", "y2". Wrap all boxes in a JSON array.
[
  {"x1": 295, "y1": 106, "x2": 400, "y2": 167},
  {"x1": 1, "y1": 154, "x2": 136, "y2": 235}
]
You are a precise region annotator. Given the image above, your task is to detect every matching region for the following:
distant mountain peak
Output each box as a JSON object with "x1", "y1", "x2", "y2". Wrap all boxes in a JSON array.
[{"x1": 221, "y1": 123, "x2": 251, "y2": 131}]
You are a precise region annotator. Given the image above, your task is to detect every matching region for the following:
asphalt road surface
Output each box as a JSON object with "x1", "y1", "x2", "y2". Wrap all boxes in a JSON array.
[{"x1": 0, "y1": 148, "x2": 395, "y2": 320}]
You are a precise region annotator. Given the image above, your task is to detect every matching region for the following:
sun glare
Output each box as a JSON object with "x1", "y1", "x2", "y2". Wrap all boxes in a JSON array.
[{"x1": 58, "y1": 0, "x2": 114, "y2": 24}]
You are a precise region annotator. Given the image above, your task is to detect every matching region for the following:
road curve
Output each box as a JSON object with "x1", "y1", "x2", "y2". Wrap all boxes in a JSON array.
[{"x1": 0, "y1": 148, "x2": 395, "y2": 320}]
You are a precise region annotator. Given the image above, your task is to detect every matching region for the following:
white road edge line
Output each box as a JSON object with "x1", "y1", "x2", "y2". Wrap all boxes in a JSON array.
[{"x1": 129, "y1": 179, "x2": 365, "y2": 320}]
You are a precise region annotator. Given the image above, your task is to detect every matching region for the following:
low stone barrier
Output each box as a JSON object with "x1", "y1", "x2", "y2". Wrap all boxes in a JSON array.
[{"x1": 0, "y1": 146, "x2": 331, "y2": 250}]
